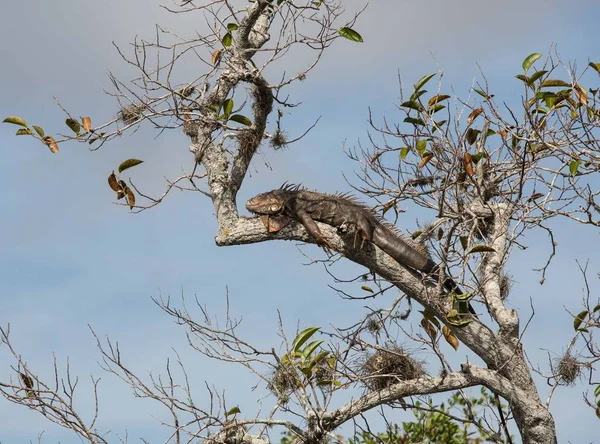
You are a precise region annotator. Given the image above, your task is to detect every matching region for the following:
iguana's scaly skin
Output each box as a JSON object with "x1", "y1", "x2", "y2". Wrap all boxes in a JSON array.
[{"x1": 246, "y1": 184, "x2": 467, "y2": 300}]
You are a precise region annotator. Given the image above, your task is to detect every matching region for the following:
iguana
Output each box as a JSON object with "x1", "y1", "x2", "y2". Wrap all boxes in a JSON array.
[{"x1": 246, "y1": 184, "x2": 473, "y2": 314}]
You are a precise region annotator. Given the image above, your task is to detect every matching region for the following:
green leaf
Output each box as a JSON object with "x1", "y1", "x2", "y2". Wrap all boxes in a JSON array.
[
  {"x1": 537, "y1": 91, "x2": 557, "y2": 107},
  {"x1": 65, "y1": 118, "x2": 81, "y2": 134},
  {"x1": 226, "y1": 406, "x2": 241, "y2": 417},
  {"x1": 223, "y1": 98, "x2": 234, "y2": 118},
  {"x1": 299, "y1": 365, "x2": 313, "y2": 378},
  {"x1": 541, "y1": 79, "x2": 571, "y2": 88},
  {"x1": 515, "y1": 74, "x2": 529, "y2": 83},
  {"x1": 569, "y1": 160, "x2": 580, "y2": 177},
  {"x1": 527, "y1": 70, "x2": 548, "y2": 85},
  {"x1": 473, "y1": 88, "x2": 490, "y2": 99},
  {"x1": 415, "y1": 139, "x2": 427, "y2": 156},
  {"x1": 594, "y1": 384, "x2": 600, "y2": 397},
  {"x1": 229, "y1": 114, "x2": 252, "y2": 126},
  {"x1": 593, "y1": 304, "x2": 600, "y2": 313},
  {"x1": 361, "y1": 285, "x2": 373, "y2": 293},
  {"x1": 455, "y1": 292, "x2": 473, "y2": 302},
  {"x1": 400, "y1": 100, "x2": 423, "y2": 111},
  {"x1": 222, "y1": 32, "x2": 233, "y2": 47},
  {"x1": 292, "y1": 327, "x2": 320, "y2": 353},
  {"x1": 338, "y1": 27, "x2": 363, "y2": 43},
  {"x1": 118, "y1": 158, "x2": 144, "y2": 173},
  {"x1": 404, "y1": 117, "x2": 425, "y2": 126},
  {"x1": 429, "y1": 104, "x2": 446, "y2": 113},
  {"x1": 227, "y1": 23, "x2": 239, "y2": 31},
  {"x1": 574, "y1": 310, "x2": 588, "y2": 331},
  {"x1": 15, "y1": 128, "x2": 32, "y2": 136},
  {"x1": 301, "y1": 340, "x2": 323, "y2": 360},
  {"x1": 310, "y1": 350, "x2": 330, "y2": 366},
  {"x1": 522, "y1": 53, "x2": 542, "y2": 72},
  {"x1": 32, "y1": 125, "x2": 45, "y2": 138},
  {"x1": 589, "y1": 62, "x2": 600, "y2": 73},
  {"x1": 467, "y1": 245, "x2": 496, "y2": 254},
  {"x1": 414, "y1": 73, "x2": 436, "y2": 92},
  {"x1": 400, "y1": 147, "x2": 410, "y2": 160},
  {"x1": 471, "y1": 152, "x2": 486, "y2": 163},
  {"x1": 3, "y1": 116, "x2": 28, "y2": 127},
  {"x1": 446, "y1": 308, "x2": 471, "y2": 327},
  {"x1": 409, "y1": 89, "x2": 427, "y2": 101}
]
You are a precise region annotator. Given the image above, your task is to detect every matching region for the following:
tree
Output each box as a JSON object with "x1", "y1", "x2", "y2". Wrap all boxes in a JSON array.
[{"x1": 2, "y1": 1, "x2": 600, "y2": 443}]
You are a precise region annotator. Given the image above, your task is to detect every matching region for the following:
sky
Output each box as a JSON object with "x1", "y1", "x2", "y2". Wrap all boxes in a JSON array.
[{"x1": 1, "y1": 0, "x2": 600, "y2": 442}]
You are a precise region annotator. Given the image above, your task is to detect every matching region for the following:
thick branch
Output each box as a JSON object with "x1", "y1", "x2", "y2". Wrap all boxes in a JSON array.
[
  {"x1": 218, "y1": 217, "x2": 506, "y2": 369},
  {"x1": 323, "y1": 371, "x2": 477, "y2": 430},
  {"x1": 477, "y1": 202, "x2": 520, "y2": 338}
]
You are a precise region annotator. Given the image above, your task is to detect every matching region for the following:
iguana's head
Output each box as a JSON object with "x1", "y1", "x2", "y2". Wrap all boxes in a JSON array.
[{"x1": 246, "y1": 190, "x2": 285, "y2": 215}]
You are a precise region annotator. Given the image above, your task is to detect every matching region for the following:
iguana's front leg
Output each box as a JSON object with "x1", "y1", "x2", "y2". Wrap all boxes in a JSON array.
[{"x1": 296, "y1": 209, "x2": 335, "y2": 253}]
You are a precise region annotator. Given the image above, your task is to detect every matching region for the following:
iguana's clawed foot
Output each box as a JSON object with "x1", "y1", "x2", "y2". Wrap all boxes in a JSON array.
[
  {"x1": 353, "y1": 230, "x2": 368, "y2": 250},
  {"x1": 316, "y1": 237, "x2": 336, "y2": 255}
]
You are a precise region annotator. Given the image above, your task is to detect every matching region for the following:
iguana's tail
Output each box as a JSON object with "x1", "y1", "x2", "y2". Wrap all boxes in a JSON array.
[
  {"x1": 372, "y1": 226, "x2": 476, "y2": 315},
  {"x1": 372, "y1": 226, "x2": 466, "y2": 295}
]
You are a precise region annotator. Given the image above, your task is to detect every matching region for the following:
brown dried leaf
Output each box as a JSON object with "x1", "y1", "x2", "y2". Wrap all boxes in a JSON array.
[
  {"x1": 421, "y1": 318, "x2": 437, "y2": 341},
  {"x1": 211, "y1": 49, "x2": 222, "y2": 66},
  {"x1": 437, "y1": 227, "x2": 444, "y2": 241},
  {"x1": 498, "y1": 129, "x2": 507, "y2": 140},
  {"x1": 574, "y1": 84, "x2": 588, "y2": 107},
  {"x1": 428, "y1": 94, "x2": 451, "y2": 107},
  {"x1": 124, "y1": 186, "x2": 135, "y2": 209},
  {"x1": 464, "y1": 152, "x2": 474, "y2": 176},
  {"x1": 81, "y1": 116, "x2": 92, "y2": 133},
  {"x1": 467, "y1": 107, "x2": 483, "y2": 126},
  {"x1": 20, "y1": 373, "x2": 33, "y2": 389},
  {"x1": 419, "y1": 153, "x2": 434, "y2": 168},
  {"x1": 43, "y1": 136, "x2": 59, "y2": 153},
  {"x1": 465, "y1": 128, "x2": 480, "y2": 145},
  {"x1": 108, "y1": 171, "x2": 122, "y2": 192},
  {"x1": 182, "y1": 106, "x2": 191, "y2": 121},
  {"x1": 370, "y1": 152, "x2": 383, "y2": 164},
  {"x1": 442, "y1": 326, "x2": 459, "y2": 350},
  {"x1": 528, "y1": 192, "x2": 544, "y2": 202}
]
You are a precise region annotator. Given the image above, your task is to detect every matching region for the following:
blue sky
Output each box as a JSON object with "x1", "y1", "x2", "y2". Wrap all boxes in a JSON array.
[{"x1": 2, "y1": 0, "x2": 600, "y2": 442}]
